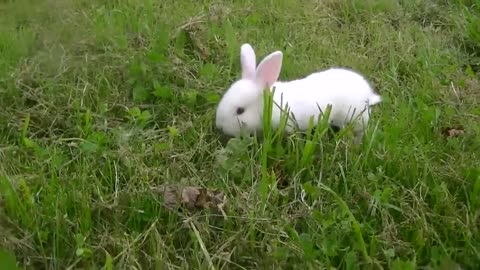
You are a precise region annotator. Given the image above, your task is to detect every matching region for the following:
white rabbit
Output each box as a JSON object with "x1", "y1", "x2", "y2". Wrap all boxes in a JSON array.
[{"x1": 215, "y1": 43, "x2": 382, "y2": 143}]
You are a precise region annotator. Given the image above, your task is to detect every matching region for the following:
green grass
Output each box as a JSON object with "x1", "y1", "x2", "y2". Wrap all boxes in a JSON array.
[{"x1": 1, "y1": 0, "x2": 480, "y2": 269}]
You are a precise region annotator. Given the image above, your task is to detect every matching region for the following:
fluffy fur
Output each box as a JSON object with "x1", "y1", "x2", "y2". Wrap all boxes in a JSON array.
[{"x1": 215, "y1": 43, "x2": 382, "y2": 143}]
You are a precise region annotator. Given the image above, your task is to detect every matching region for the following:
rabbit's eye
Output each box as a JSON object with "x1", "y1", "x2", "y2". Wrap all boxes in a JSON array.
[{"x1": 236, "y1": 107, "x2": 245, "y2": 115}]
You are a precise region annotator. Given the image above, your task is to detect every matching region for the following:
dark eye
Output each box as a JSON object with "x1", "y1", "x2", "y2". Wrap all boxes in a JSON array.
[{"x1": 236, "y1": 107, "x2": 245, "y2": 115}]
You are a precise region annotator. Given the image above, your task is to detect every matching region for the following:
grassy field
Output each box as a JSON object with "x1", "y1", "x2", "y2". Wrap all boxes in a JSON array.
[{"x1": 1, "y1": 0, "x2": 480, "y2": 269}]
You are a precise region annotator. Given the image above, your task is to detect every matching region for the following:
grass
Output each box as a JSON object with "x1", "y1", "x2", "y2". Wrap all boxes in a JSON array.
[{"x1": 1, "y1": 0, "x2": 480, "y2": 269}]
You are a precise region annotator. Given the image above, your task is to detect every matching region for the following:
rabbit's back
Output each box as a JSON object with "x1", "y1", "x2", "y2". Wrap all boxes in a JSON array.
[{"x1": 271, "y1": 68, "x2": 376, "y2": 130}]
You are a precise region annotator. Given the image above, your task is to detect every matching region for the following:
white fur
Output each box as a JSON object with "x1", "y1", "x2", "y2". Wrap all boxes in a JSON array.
[{"x1": 215, "y1": 43, "x2": 382, "y2": 143}]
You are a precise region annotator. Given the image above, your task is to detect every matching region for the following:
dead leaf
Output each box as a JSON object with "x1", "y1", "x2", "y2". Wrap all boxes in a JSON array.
[
  {"x1": 196, "y1": 188, "x2": 210, "y2": 208},
  {"x1": 442, "y1": 126, "x2": 465, "y2": 138},
  {"x1": 182, "y1": 186, "x2": 201, "y2": 210},
  {"x1": 159, "y1": 185, "x2": 181, "y2": 210},
  {"x1": 196, "y1": 188, "x2": 227, "y2": 210},
  {"x1": 154, "y1": 185, "x2": 227, "y2": 216}
]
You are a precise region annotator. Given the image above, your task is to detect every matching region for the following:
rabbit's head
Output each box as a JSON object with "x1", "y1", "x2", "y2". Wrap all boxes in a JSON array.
[{"x1": 215, "y1": 43, "x2": 283, "y2": 137}]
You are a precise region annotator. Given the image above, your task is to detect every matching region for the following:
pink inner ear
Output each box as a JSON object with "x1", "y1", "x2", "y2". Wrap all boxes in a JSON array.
[{"x1": 255, "y1": 51, "x2": 283, "y2": 90}]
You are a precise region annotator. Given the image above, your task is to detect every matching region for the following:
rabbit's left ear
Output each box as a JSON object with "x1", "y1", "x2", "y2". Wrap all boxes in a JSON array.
[
  {"x1": 255, "y1": 51, "x2": 283, "y2": 90},
  {"x1": 240, "y1": 43, "x2": 256, "y2": 80}
]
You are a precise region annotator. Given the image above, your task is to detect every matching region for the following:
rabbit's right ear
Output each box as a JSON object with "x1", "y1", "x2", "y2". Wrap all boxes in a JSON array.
[
  {"x1": 255, "y1": 51, "x2": 283, "y2": 90},
  {"x1": 240, "y1": 43, "x2": 256, "y2": 80}
]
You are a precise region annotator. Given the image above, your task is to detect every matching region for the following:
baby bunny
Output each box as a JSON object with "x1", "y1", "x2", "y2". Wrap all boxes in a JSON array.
[{"x1": 215, "y1": 43, "x2": 382, "y2": 143}]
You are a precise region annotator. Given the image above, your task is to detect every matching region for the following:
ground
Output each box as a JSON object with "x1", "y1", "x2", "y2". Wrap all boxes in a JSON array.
[{"x1": 1, "y1": 0, "x2": 480, "y2": 269}]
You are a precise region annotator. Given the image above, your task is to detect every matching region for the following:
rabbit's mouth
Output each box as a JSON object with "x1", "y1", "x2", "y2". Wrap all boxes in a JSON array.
[
  {"x1": 215, "y1": 127, "x2": 258, "y2": 146},
  {"x1": 217, "y1": 133, "x2": 232, "y2": 146},
  {"x1": 329, "y1": 124, "x2": 342, "y2": 133}
]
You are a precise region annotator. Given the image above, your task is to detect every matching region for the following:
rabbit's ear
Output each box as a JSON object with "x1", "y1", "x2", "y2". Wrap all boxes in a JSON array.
[
  {"x1": 255, "y1": 51, "x2": 283, "y2": 90},
  {"x1": 240, "y1": 44, "x2": 256, "y2": 80}
]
